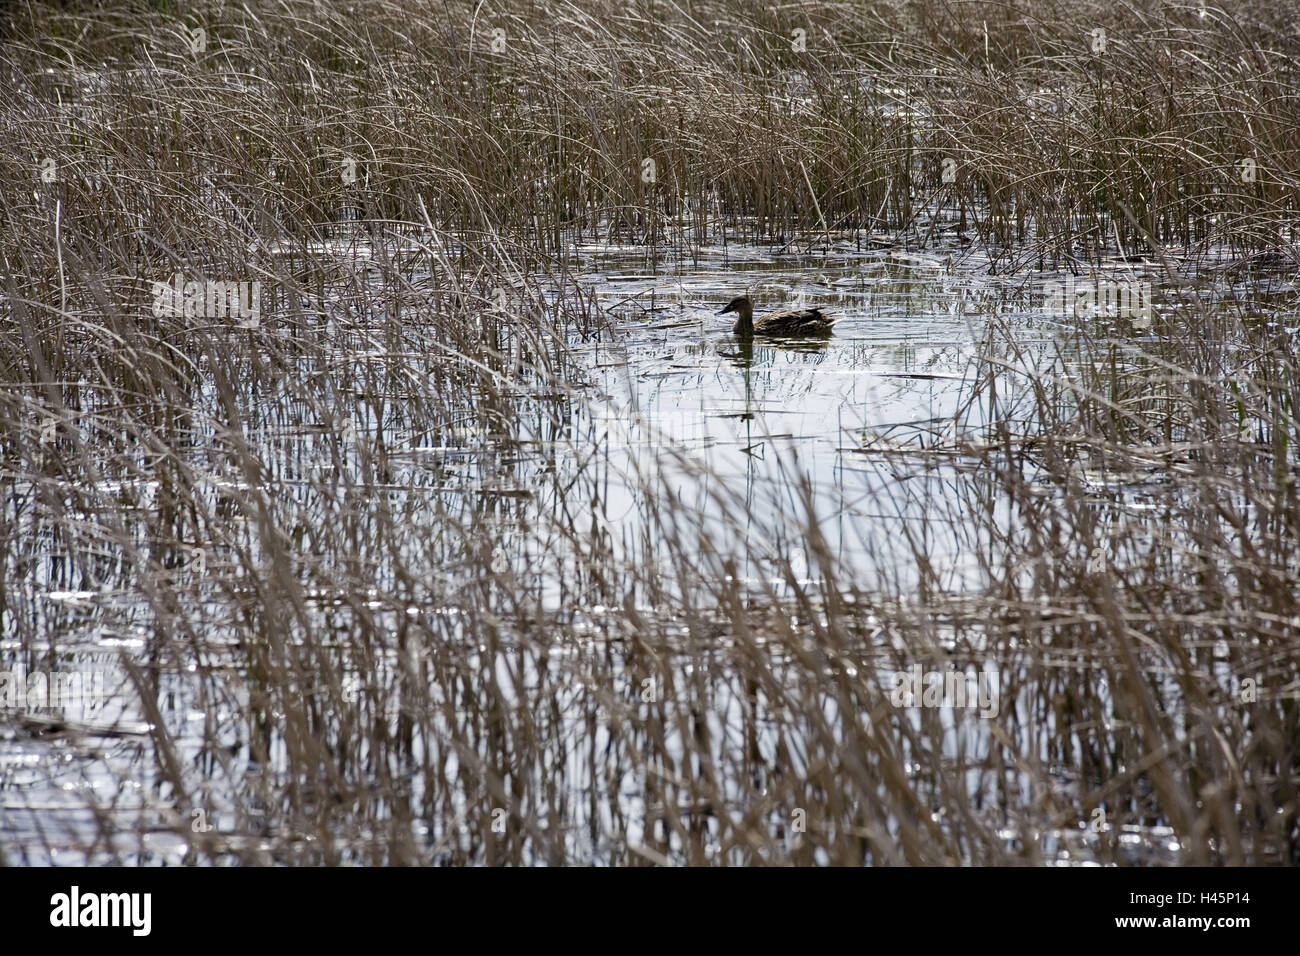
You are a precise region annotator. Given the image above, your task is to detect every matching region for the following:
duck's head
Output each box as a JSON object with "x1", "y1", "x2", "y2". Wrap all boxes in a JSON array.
[{"x1": 718, "y1": 295, "x2": 753, "y2": 316}]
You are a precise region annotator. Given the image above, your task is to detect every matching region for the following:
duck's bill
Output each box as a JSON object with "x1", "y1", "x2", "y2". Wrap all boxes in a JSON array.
[{"x1": 717, "y1": 305, "x2": 734, "y2": 314}]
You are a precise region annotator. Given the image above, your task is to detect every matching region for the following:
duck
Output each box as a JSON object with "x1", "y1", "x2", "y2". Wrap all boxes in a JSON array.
[{"x1": 718, "y1": 295, "x2": 836, "y2": 338}]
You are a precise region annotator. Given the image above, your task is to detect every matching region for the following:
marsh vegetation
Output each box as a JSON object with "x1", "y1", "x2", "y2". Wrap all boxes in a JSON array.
[{"x1": 1, "y1": 0, "x2": 1298, "y2": 864}]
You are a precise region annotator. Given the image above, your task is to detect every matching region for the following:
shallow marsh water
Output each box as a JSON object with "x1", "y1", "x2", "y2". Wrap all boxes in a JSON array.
[{"x1": 2, "y1": 236, "x2": 1295, "y2": 865}]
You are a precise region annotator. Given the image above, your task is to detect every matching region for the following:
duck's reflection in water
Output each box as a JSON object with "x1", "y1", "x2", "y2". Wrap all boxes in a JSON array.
[
  {"x1": 715, "y1": 337, "x2": 832, "y2": 436},
  {"x1": 719, "y1": 336, "x2": 829, "y2": 372}
]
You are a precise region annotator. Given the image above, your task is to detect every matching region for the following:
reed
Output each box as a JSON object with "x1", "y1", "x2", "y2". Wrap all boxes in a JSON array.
[{"x1": 0, "y1": 0, "x2": 1296, "y2": 865}]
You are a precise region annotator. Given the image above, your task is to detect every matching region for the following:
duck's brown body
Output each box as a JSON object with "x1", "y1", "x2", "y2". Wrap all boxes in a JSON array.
[{"x1": 719, "y1": 295, "x2": 835, "y2": 338}]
